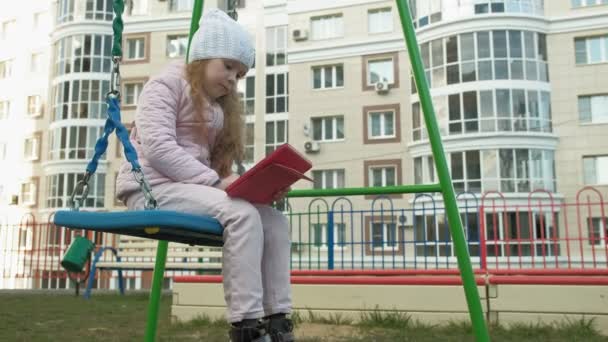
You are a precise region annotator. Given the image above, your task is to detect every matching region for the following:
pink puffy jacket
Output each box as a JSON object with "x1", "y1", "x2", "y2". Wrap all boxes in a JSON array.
[{"x1": 115, "y1": 61, "x2": 224, "y2": 203}]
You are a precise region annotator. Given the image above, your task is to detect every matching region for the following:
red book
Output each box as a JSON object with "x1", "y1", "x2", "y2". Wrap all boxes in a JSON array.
[{"x1": 225, "y1": 143, "x2": 313, "y2": 204}]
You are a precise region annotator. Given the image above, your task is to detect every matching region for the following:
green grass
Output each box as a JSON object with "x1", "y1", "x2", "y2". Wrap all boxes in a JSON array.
[{"x1": 0, "y1": 291, "x2": 606, "y2": 341}]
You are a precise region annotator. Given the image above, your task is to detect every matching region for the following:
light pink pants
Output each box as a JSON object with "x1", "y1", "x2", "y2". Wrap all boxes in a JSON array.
[{"x1": 125, "y1": 182, "x2": 292, "y2": 322}]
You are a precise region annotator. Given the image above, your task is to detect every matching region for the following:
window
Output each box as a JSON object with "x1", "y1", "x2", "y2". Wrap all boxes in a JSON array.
[
  {"x1": 414, "y1": 155, "x2": 436, "y2": 184},
  {"x1": 266, "y1": 26, "x2": 287, "y2": 67},
  {"x1": 27, "y1": 96, "x2": 42, "y2": 117},
  {"x1": 238, "y1": 76, "x2": 255, "y2": 115},
  {"x1": 125, "y1": 0, "x2": 148, "y2": 16},
  {"x1": 311, "y1": 116, "x2": 344, "y2": 142},
  {"x1": 123, "y1": 81, "x2": 145, "y2": 106},
  {"x1": 363, "y1": 52, "x2": 399, "y2": 90},
  {"x1": 244, "y1": 123, "x2": 254, "y2": 164},
  {"x1": 311, "y1": 14, "x2": 343, "y2": 40},
  {"x1": 575, "y1": 35, "x2": 608, "y2": 65},
  {"x1": 369, "y1": 111, "x2": 395, "y2": 138},
  {"x1": 364, "y1": 104, "x2": 401, "y2": 143},
  {"x1": 166, "y1": 34, "x2": 188, "y2": 58},
  {"x1": 312, "y1": 169, "x2": 345, "y2": 189},
  {"x1": 265, "y1": 73, "x2": 288, "y2": 114},
  {"x1": 312, "y1": 65, "x2": 344, "y2": 89},
  {"x1": 417, "y1": 88, "x2": 552, "y2": 141},
  {"x1": 0, "y1": 100, "x2": 9, "y2": 120},
  {"x1": 1, "y1": 20, "x2": 16, "y2": 40},
  {"x1": 413, "y1": 212, "x2": 479, "y2": 257},
  {"x1": 497, "y1": 149, "x2": 556, "y2": 192},
  {"x1": 572, "y1": 0, "x2": 608, "y2": 7},
  {"x1": 370, "y1": 166, "x2": 395, "y2": 187},
  {"x1": 364, "y1": 160, "x2": 402, "y2": 196},
  {"x1": 54, "y1": 34, "x2": 113, "y2": 76},
  {"x1": 0, "y1": 60, "x2": 13, "y2": 79},
  {"x1": 416, "y1": 148, "x2": 555, "y2": 193},
  {"x1": 420, "y1": 30, "x2": 548, "y2": 88},
  {"x1": 125, "y1": 36, "x2": 146, "y2": 61},
  {"x1": 30, "y1": 52, "x2": 44, "y2": 73},
  {"x1": 411, "y1": 0, "x2": 442, "y2": 27},
  {"x1": 450, "y1": 150, "x2": 482, "y2": 193},
  {"x1": 57, "y1": 0, "x2": 75, "y2": 24},
  {"x1": 371, "y1": 222, "x2": 397, "y2": 249},
  {"x1": 414, "y1": 214, "x2": 453, "y2": 256},
  {"x1": 484, "y1": 211, "x2": 559, "y2": 257},
  {"x1": 85, "y1": 0, "x2": 113, "y2": 21},
  {"x1": 588, "y1": 217, "x2": 608, "y2": 245},
  {"x1": 579, "y1": 94, "x2": 608, "y2": 124},
  {"x1": 265, "y1": 120, "x2": 287, "y2": 155},
  {"x1": 46, "y1": 173, "x2": 105, "y2": 208},
  {"x1": 412, "y1": 103, "x2": 423, "y2": 141},
  {"x1": 584, "y1": 155, "x2": 608, "y2": 185},
  {"x1": 367, "y1": 58, "x2": 394, "y2": 85},
  {"x1": 52, "y1": 79, "x2": 110, "y2": 121},
  {"x1": 312, "y1": 223, "x2": 347, "y2": 248},
  {"x1": 368, "y1": 8, "x2": 393, "y2": 34},
  {"x1": 50, "y1": 126, "x2": 103, "y2": 160},
  {"x1": 169, "y1": 0, "x2": 194, "y2": 12},
  {"x1": 24, "y1": 133, "x2": 41, "y2": 161},
  {"x1": 20, "y1": 179, "x2": 38, "y2": 207}
]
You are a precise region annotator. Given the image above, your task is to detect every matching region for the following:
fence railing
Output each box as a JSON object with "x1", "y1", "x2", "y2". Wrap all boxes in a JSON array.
[{"x1": 1, "y1": 188, "x2": 607, "y2": 290}]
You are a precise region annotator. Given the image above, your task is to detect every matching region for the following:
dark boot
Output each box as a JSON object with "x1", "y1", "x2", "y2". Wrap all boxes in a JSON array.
[
  {"x1": 229, "y1": 319, "x2": 271, "y2": 342},
  {"x1": 264, "y1": 314, "x2": 295, "y2": 342}
]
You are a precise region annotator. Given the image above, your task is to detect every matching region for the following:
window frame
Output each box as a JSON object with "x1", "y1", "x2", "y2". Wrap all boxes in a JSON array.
[
  {"x1": 363, "y1": 104, "x2": 401, "y2": 144},
  {"x1": 362, "y1": 52, "x2": 400, "y2": 90},
  {"x1": 123, "y1": 33, "x2": 150, "y2": 64},
  {"x1": 312, "y1": 64, "x2": 344, "y2": 90},
  {"x1": 20, "y1": 177, "x2": 39, "y2": 208},
  {"x1": 311, "y1": 115, "x2": 344, "y2": 142},
  {"x1": 363, "y1": 159, "x2": 402, "y2": 199},
  {"x1": 122, "y1": 77, "x2": 148, "y2": 109},
  {"x1": 24, "y1": 132, "x2": 42, "y2": 162}
]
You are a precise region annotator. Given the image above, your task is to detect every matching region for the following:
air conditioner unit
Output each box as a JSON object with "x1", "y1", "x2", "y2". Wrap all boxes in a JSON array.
[
  {"x1": 292, "y1": 29, "x2": 308, "y2": 41},
  {"x1": 398, "y1": 211, "x2": 415, "y2": 227},
  {"x1": 304, "y1": 140, "x2": 320, "y2": 153},
  {"x1": 374, "y1": 80, "x2": 390, "y2": 94}
]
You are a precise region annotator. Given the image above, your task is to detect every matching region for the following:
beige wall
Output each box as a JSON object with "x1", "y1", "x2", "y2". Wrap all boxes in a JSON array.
[
  {"x1": 289, "y1": 1, "x2": 397, "y2": 51},
  {"x1": 545, "y1": 0, "x2": 608, "y2": 17},
  {"x1": 548, "y1": 27, "x2": 608, "y2": 201},
  {"x1": 172, "y1": 281, "x2": 608, "y2": 334}
]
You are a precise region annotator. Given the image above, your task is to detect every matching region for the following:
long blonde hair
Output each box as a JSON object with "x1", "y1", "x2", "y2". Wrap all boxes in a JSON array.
[{"x1": 185, "y1": 60, "x2": 244, "y2": 178}]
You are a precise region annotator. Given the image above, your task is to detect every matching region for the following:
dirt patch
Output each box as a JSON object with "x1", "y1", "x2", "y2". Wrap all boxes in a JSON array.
[{"x1": 295, "y1": 323, "x2": 360, "y2": 341}]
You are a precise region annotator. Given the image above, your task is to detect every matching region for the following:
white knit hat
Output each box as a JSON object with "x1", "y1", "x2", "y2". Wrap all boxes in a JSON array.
[{"x1": 188, "y1": 9, "x2": 255, "y2": 70}]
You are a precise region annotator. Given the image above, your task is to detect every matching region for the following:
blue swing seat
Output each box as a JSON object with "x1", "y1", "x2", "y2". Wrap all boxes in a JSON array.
[{"x1": 54, "y1": 210, "x2": 224, "y2": 246}]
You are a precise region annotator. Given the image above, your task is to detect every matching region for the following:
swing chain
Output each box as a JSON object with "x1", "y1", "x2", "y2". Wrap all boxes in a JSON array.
[
  {"x1": 69, "y1": 172, "x2": 92, "y2": 211},
  {"x1": 109, "y1": 56, "x2": 121, "y2": 99},
  {"x1": 133, "y1": 169, "x2": 158, "y2": 210}
]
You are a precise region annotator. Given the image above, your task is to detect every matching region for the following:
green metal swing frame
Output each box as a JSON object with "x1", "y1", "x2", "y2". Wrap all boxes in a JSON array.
[{"x1": 104, "y1": 0, "x2": 491, "y2": 340}]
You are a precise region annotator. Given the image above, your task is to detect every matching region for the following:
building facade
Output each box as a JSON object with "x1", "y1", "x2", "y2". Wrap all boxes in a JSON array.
[{"x1": 1, "y1": 0, "x2": 608, "y2": 288}]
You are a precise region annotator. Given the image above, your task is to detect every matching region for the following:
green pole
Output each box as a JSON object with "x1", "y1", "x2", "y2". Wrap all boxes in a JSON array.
[
  {"x1": 144, "y1": 240, "x2": 169, "y2": 342},
  {"x1": 288, "y1": 184, "x2": 442, "y2": 198},
  {"x1": 394, "y1": 1, "x2": 491, "y2": 341},
  {"x1": 186, "y1": 0, "x2": 205, "y2": 62},
  {"x1": 144, "y1": 1, "x2": 205, "y2": 341}
]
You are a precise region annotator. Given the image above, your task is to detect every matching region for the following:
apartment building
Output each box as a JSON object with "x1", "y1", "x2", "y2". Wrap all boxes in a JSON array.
[{"x1": 1, "y1": 0, "x2": 608, "y2": 288}]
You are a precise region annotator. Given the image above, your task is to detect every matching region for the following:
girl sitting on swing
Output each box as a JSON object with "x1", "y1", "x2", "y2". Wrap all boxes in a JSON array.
[{"x1": 116, "y1": 9, "x2": 295, "y2": 342}]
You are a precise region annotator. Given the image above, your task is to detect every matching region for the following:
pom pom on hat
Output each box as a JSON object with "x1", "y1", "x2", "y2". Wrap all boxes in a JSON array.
[{"x1": 188, "y1": 9, "x2": 255, "y2": 70}]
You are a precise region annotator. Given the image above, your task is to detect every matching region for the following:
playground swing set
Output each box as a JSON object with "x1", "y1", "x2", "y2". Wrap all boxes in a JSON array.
[{"x1": 55, "y1": 0, "x2": 492, "y2": 341}]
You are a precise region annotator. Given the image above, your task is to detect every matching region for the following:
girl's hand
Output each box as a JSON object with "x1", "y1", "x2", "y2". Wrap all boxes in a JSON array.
[
  {"x1": 272, "y1": 186, "x2": 291, "y2": 202},
  {"x1": 216, "y1": 173, "x2": 240, "y2": 190}
]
